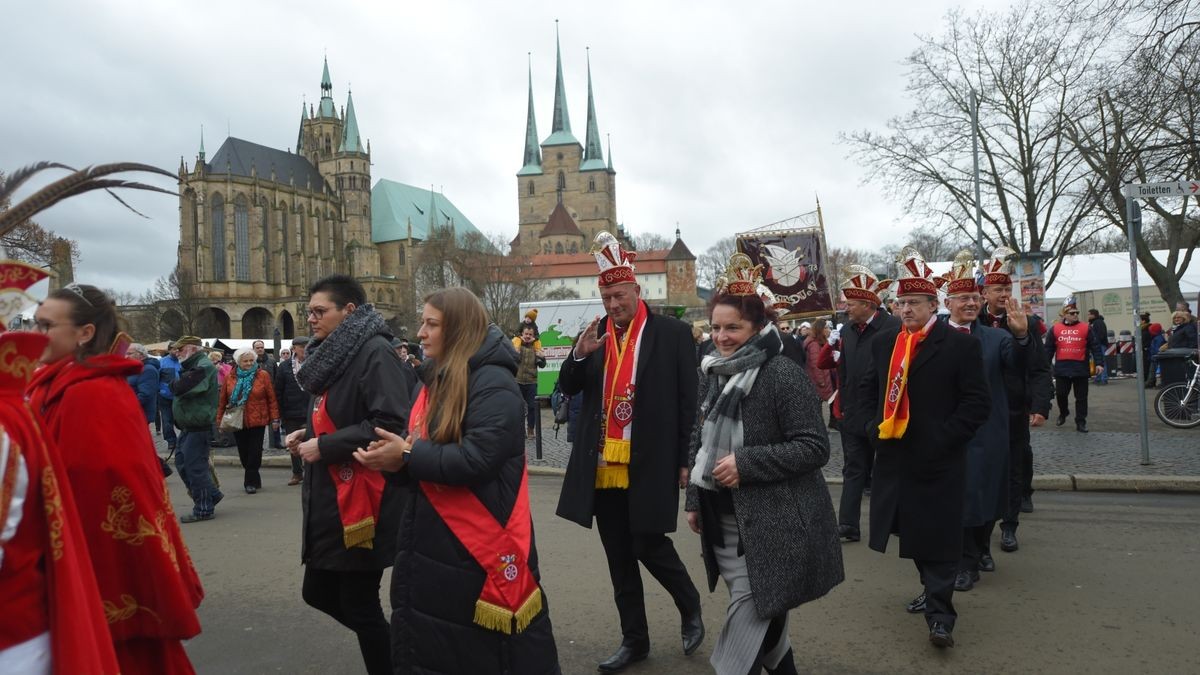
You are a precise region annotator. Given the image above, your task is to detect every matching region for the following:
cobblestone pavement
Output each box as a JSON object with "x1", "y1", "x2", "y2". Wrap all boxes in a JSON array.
[{"x1": 150, "y1": 374, "x2": 1198, "y2": 476}]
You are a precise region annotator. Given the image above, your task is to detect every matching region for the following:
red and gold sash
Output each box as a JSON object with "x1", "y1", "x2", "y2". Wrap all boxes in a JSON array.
[
  {"x1": 877, "y1": 321, "x2": 933, "y2": 440},
  {"x1": 313, "y1": 395, "x2": 385, "y2": 550},
  {"x1": 596, "y1": 300, "x2": 648, "y2": 489},
  {"x1": 410, "y1": 389, "x2": 543, "y2": 634}
]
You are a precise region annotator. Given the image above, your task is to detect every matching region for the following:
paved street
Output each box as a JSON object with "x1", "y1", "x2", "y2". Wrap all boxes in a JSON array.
[{"x1": 176, "y1": 468, "x2": 1199, "y2": 674}]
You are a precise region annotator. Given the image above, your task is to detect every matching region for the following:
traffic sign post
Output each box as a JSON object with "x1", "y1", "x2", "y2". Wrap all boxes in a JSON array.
[{"x1": 1122, "y1": 180, "x2": 1198, "y2": 465}]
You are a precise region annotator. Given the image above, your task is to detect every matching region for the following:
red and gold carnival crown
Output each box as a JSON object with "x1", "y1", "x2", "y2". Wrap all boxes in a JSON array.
[
  {"x1": 0, "y1": 260, "x2": 50, "y2": 390},
  {"x1": 940, "y1": 250, "x2": 979, "y2": 296},
  {"x1": 981, "y1": 246, "x2": 1016, "y2": 288},
  {"x1": 592, "y1": 231, "x2": 638, "y2": 288},
  {"x1": 879, "y1": 246, "x2": 943, "y2": 297},
  {"x1": 840, "y1": 264, "x2": 885, "y2": 306},
  {"x1": 717, "y1": 253, "x2": 763, "y2": 296}
]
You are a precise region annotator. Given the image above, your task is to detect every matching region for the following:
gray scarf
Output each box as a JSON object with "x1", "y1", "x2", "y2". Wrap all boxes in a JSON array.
[
  {"x1": 691, "y1": 325, "x2": 782, "y2": 491},
  {"x1": 296, "y1": 304, "x2": 388, "y2": 395}
]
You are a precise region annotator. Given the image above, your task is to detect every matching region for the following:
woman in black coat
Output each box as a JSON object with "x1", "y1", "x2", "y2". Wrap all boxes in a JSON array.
[{"x1": 355, "y1": 287, "x2": 559, "y2": 675}]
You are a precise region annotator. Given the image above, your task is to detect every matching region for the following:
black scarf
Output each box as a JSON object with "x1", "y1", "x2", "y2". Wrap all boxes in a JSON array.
[{"x1": 296, "y1": 304, "x2": 388, "y2": 395}]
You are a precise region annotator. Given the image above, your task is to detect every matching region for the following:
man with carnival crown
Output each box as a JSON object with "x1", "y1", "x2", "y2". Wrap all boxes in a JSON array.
[
  {"x1": 0, "y1": 260, "x2": 120, "y2": 674},
  {"x1": 855, "y1": 247, "x2": 990, "y2": 649},
  {"x1": 556, "y1": 232, "x2": 704, "y2": 673}
]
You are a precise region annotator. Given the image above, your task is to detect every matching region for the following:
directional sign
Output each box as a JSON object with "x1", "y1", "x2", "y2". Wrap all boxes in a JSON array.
[{"x1": 1123, "y1": 181, "x2": 1200, "y2": 198}]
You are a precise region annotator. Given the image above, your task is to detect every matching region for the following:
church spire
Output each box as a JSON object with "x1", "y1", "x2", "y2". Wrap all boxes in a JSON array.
[
  {"x1": 580, "y1": 48, "x2": 606, "y2": 171},
  {"x1": 518, "y1": 54, "x2": 543, "y2": 176},
  {"x1": 318, "y1": 57, "x2": 336, "y2": 118},
  {"x1": 542, "y1": 21, "x2": 579, "y2": 147},
  {"x1": 199, "y1": 125, "x2": 206, "y2": 162},
  {"x1": 297, "y1": 99, "x2": 307, "y2": 152},
  {"x1": 428, "y1": 186, "x2": 439, "y2": 230},
  {"x1": 342, "y1": 88, "x2": 363, "y2": 153}
]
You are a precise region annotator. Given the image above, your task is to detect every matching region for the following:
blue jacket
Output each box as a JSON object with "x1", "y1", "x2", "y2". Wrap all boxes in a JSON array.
[
  {"x1": 158, "y1": 354, "x2": 180, "y2": 399},
  {"x1": 127, "y1": 357, "x2": 160, "y2": 423}
]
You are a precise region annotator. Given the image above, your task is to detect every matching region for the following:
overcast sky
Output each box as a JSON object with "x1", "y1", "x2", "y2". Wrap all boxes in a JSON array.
[{"x1": 7, "y1": 0, "x2": 1013, "y2": 295}]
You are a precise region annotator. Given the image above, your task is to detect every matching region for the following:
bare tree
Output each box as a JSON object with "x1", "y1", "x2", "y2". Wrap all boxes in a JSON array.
[
  {"x1": 697, "y1": 237, "x2": 736, "y2": 289},
  {"x1": 630, "y1": 232, "x2": 673, "y2": 251},
  {"x1": 543, "y1": 286, "x2": 580, "y2": 300},
  {"x1": 149, "y1": 264, "x2": 203, "y2": 338},
  {"x1": 843, "y1": 2, "x2": 1113, "y2": 285}
]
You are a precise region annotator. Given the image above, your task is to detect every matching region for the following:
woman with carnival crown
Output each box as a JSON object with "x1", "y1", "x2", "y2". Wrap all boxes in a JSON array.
[{"x1": 685, "y1": 253, "x2": 844, "y2": 675}]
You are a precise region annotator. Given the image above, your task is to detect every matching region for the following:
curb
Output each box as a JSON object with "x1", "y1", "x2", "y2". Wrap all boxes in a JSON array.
[{"x1": 169, "y1": 455, "x2": 1200, "y2": 493}]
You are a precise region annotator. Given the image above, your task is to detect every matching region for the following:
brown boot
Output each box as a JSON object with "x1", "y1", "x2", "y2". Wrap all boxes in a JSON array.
[{"x1": 288, "y1": 474, "x2": 302, "y2": 486}]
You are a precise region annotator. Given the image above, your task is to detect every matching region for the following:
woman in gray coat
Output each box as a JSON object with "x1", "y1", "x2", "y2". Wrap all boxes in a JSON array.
[{"x1": 686, "y1": 262, "x2": 844, "y2": 675}]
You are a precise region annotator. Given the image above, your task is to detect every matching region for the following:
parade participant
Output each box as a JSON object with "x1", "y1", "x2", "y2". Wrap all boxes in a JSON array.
[
  {"x1": 0, "y1": 262, "x2": 120, "y2": 675},
  {"x1": 556, "y1": 231, "x2": 703, "y2": 673},
  {"x1": 216, "y1": 348, "x2": 280, "y2": 494},
  {"x1": 939, "y1": 253, "x2": 1032, "y2": 589},
  {"x1": 856, "y1": 248, "x2": 990, "y2": 648},
  {"x1": 171, "y1": 337, "x2": 224, "y2": 521},
  {"x1": 354, "y1": 287, "x2": 560, "y2": 674},
  {"x1": 275, "y1": 336, "x2": 310, "y2": 486},
  {"x1": 286, "y1": 274, "x2": 409, "y2": 675},
  {"x1": 685, "y1": 254, "x2": 843, "y2": 675},
  {"x1": 1045, "y1": 299, "x2": 1104, "y2": 433},
  {"x1": 27, "y1": 284, "x2": 204, "y2": 673},
  {"x1": 981, "y1": 248, "x2": 1051, "y2": 541},
  {"x1": 833, "y1": 264, "x2": 900, "y2": 542},
  {"x1": 512, "y1": 325, "x2": 547, "y2": 439}
]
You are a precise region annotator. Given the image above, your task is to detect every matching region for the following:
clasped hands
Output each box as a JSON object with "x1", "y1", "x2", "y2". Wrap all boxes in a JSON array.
[{"x1": 286, "y1": 427, "x2": 414, "y2": 472}]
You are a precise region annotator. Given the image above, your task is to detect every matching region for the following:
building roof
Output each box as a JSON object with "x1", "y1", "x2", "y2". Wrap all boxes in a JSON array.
[
  {"x1": 665, "y1": 236, "x2": 696, "y2": 261},
  {"x1": 515, "y1": 249, "x2": 675, "y2": 279},
  {"x1": 539, "y1": 202, "x2": 584, "y2": 238},
  {"x1": 342, "y1": 89, "x2": 363, "y2": 153},
  {"x1": 371, "y1": 179, "x2": 483, "y2": 244},
  {"x1": 518, "y1": 59, "x2": 543, "y2": 176},
  {"x1": 206, "y1": 137, "x2": 328, "y2": 192}
]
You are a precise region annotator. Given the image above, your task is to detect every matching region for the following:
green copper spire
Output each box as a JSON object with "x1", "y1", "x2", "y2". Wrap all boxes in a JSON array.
[
  {"x1": 319, "y1": 57, "x2": 336, "y2": 118},
  {"x1": 342, "y1": 89, "x2": 363, "y2": 153},
  {"x1": 518, "y1": 54, "x2": 543, "y2": 176},
  {"x1": 542, "y1": 21, "x2": 579, "y2": 147},
  {"x1": 580, "y1": 48, "x2": 606, "y2": 171}
]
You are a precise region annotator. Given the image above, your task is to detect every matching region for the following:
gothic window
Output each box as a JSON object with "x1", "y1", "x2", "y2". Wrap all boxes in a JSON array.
[
  {"x1": 543, "y1": 243, "x2": 551, "y2": 254},
  {"x1": 570, "y1": 242, "x2": 578, "y2": 254},
  {"x1": 325, "y1": 135, "x2": 331, "y2": 155},
  {"x1": 398, "y1": 246, "x2": 406, "y2": 266},
  {"x1": 555, "y1": 242, "x2": 564, "y2": 254},
  {"x1": 527, "y1": 181, "x2": 534, "y2": 195},
  {"x1": 261, "y1": 201, "x2": 271, "y2": 283},
  {"x1": 233, "y1": 196, "x2": 250, "y2": 281},
  {"x1": 556, "y1": 152, "x2": 563, "y2": 161},
  {"x1": 350, "y1": 176, "x2": 356, "y2": 190},
  {"x1": 337, "y1": 177, "x2": 343, "y2": 191},
  {"x1": 557, "y1": 171, "x2": 566, "y2": 191},
  {"x1": 326, "y1": 219, "x2": 335, "y2": 258},
  {"x1": 281, "y1": 209, "x2": 290, "y2": 284},
  {"x1": 588, "y1": 176, "x2": 596, "y2": 192},
  {"x1": 211, "y1": 194, "x2": 226, "y2": 281}
]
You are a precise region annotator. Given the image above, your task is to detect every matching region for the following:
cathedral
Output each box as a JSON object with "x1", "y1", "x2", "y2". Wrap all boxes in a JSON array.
[{"x1": 173, "y1": 59, "x2": 482, "y2": 339}]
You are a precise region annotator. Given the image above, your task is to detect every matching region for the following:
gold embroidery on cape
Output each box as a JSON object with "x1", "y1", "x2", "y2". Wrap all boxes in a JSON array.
[
  {"x1": 103, "y1": 594, "x2": 162, "y2": 624},
  {"x1": 0, "y1": 433, "x2": 18, "y2": 531},
  {"x1": 0, "y1": 341, "x2": 36, "y2": 381},
  {"x1": 41, "y1": 466, "x2": 64, "y2": 561},
  {"x1": 101, "y1": 485, "x2": 179, "y2": 569}
]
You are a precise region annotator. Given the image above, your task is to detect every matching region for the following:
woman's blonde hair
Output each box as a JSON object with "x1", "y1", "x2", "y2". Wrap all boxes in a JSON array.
[
  {"x1": 423, "y1": 287, "x2": 490, "y2": 444},
  {"x1": 1173, "y1": 310, "x2": 1189, "y2": 323}
]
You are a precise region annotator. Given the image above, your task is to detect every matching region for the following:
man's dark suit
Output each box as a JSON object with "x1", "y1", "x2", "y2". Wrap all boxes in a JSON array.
[
  {"x1": 837, "y1": 309, "x2": 901, "y2": 535},
  {"x1": 556, "y1": 304, "x2": 701, "y2": 647},
  {"x1": 857, "y1": 320, "x2": 990, "y2": 630}
]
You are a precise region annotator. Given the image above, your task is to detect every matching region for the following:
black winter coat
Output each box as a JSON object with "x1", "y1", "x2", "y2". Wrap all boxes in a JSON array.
[
  {"x1": 838, "y1": 309, "x2": 901, "y2": 438},
  {"x1": 301, "y1": 334, "x2": 411, "y2": 570},
  {"x1": 556, "y1": 306, "x2": 699, "y2": 534},
  {"x1": 982, "y1": 312, "x2": 1053, "y2": 417},
  {"x1": 273, "y1": 358, "x2": 309, "y2": 421},
  {"x1": 855, "y1": 321, "x2": 991, "y2": 561},
  {"x1": 390, "y1": 326, "x2": 559, "y2": 675}
]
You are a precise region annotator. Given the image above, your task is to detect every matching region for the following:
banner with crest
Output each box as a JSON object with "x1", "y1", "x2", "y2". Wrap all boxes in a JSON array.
[{"x1": 735, "y1": 210, "x2": 835, "y2": 320}]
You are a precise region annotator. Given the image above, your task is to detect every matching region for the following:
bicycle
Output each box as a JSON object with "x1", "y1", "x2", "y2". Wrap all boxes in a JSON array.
[{"x1": 1154, "y1": 356, "x2": 1200, "y2": 428}]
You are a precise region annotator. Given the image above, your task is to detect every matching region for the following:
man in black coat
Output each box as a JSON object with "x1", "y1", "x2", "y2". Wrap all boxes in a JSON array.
[
  {"x1": 981, "y1": 249, "x2": 1053, "y2": 548},
  {"x1": 856, "y1": 250, "x2": 990, "y2": 649},
  {"x1": 835, "y1": 265, "x2": 901, "y2": 542},
  {"x1": 556, "y1": 232, "x2": 703, "y2": 673},
  {"x1": 285, "y1": 275, "x2": 411, "y2": 675},
  {"x1": 275, "y1": 335, "x2": 311, "y2": 486}
]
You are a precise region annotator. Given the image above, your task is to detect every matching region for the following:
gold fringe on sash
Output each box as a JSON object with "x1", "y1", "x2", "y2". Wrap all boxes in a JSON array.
[
  {"x1": 594, "y1": 464, "x2": 629, "y2": 489},
  {"x1": 601, "y1": 438, "x2": 631, "y2": 464},
  {"x1": 472, "y1": 588, "x2": 545, "y2": 635},
  {"x1": 342, "y1": 517, "x2": 376, "y2": 550}
]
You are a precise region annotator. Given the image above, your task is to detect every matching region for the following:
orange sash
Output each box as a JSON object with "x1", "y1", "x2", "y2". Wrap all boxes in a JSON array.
[
  {"x1": 877, "y1": 322, "x2": 933, "y2": 439},
  {"x1": 410, "y1": 389, "x2": 543, "y2": 634},
  {"x1": 313, "y1": 395, "x2": 385, "y2": 549},
  {"x1": 596, "y1": 301, "x2": 648, "y2": 488}
]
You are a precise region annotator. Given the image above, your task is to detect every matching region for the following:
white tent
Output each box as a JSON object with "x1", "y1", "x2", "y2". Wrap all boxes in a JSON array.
[
  {"x1": 1043, "y1": 250, "x2": 1200, "y2": 302},
  {"x1": 207, "y1": 338, "x2": 294, "y2": 354}
]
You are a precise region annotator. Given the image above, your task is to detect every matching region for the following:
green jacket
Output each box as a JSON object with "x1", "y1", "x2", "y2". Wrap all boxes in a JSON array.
[{"x1": 172, "y1": 351, "x2": 219, "y2": 431}]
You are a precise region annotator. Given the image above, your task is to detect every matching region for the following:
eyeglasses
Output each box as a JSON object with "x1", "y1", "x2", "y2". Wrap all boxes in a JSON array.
[
  {"x1": 1066, "y1": 311, "x2": 1079, "y2": 315},
  {"x1": 780, "y1": 326, "x2": 791, "y2": 331},
  {"x1": 306, "y1": 305, "x2": 340, "y2": 319}
]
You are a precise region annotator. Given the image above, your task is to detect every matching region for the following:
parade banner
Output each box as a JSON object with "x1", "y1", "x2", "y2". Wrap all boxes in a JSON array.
[{"x1": 736, "y1": 221, "x2": 835, "y2": 320}]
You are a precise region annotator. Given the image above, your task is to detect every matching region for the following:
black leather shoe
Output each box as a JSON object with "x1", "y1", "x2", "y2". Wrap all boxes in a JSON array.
[
  {"x1": 978, "y1": 553, "x2": 996, "y2": 572},
  {"x1": 954, "y1": 570, "x2": 978, "y2": 592},
  {"x1": 1000, "y1": 529, "x2": 1019, "y2": 552},
  {"x1": 1076, "y1": 421, "x2": 1088, "y2": 433},
  {"x1": 681, "y1": 609, "x2": 704, "y2": 656},
  {"x1": 1056, "y1": 413, "x2": 1067, "y2": 426},
  {"x1": 1021, "y1": 495, "x2": 1034, "y2": 513},
  {"x1": 905, "y1": 591, "x2": 927, "y2": 613},
  {"x1": 837, "y1": 524, "x2": 860, "y2": 542},
  {"x1": 597, "y1": 643, "x2": 649, "y2": 673},
  {"x1": 929, "y1": 622, "x2": 955, "y2": 648}
]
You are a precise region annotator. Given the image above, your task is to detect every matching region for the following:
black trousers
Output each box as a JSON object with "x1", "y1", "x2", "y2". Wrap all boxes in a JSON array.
[
  {"x1": 302, "y1": 567, "x2": 391, "y2": 675},
  {"x1": 1054, "y1": 375, "x2": 1089, "y2": 422},
  {"x1": 960, "y1": 521, "x2": 995, "y2": 572},
  {"x1": 282, "y1": 417, "x2": 307, "y2": 476},
  {"x1": 838, "y1": 431, "x2": 874, "y2": 533},
  {"x1": 1142, "y1": 349, "x2": 1154, "y2": 384},
  {"x1": 914, "y1": 559, "x2": 957, "y2": 629},
  {"x1": 1001, "y1": 412, "x2": 1032, "y2": 530},
  {"x1": 593, "y1": 489, "x2": 701, "y2": 646},
  {"x1": 233, "y1": 426, "x2": 266, "y2": 488}
]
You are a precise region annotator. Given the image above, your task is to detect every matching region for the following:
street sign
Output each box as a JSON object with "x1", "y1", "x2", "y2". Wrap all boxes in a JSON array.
[{"x1": 1123, "y1": 181, "x2": 1200, "y2": 198}]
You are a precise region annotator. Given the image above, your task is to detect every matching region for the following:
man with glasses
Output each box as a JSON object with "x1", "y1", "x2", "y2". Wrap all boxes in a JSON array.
[{"x1": 1045, "y1": 299, "x2": 1104, "y2": 433}]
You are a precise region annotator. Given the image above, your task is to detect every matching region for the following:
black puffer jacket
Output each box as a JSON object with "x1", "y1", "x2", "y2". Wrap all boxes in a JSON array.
[
  {"x1": 390, "y1": 326, "x2": 559, "y2": 674},
  {"x1": 273, "y1": 358, "x2": 309, "y2": 420}
]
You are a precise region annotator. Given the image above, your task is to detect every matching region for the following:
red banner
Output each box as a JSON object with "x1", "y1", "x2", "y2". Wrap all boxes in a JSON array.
[{"x1": 737, "y1": 227, "x2": 836, "y2": 319}]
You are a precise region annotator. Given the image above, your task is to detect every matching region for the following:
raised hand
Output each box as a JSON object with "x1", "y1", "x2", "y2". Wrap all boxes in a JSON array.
[
  {"x1": 1005, "y1": 296, "x2": 1029, "y2": 337},
  {"x1": 574, "y1": 315, "x2": 605, "y2": 358}
]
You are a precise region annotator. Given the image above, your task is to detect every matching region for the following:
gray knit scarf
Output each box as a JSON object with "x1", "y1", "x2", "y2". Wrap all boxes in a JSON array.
[
  {"x1": 296, "y1": 304, "x2": 388, "y2": 395},
  {"x1": 691, "y1": 324, "x2": 782, "y2": 491}
]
